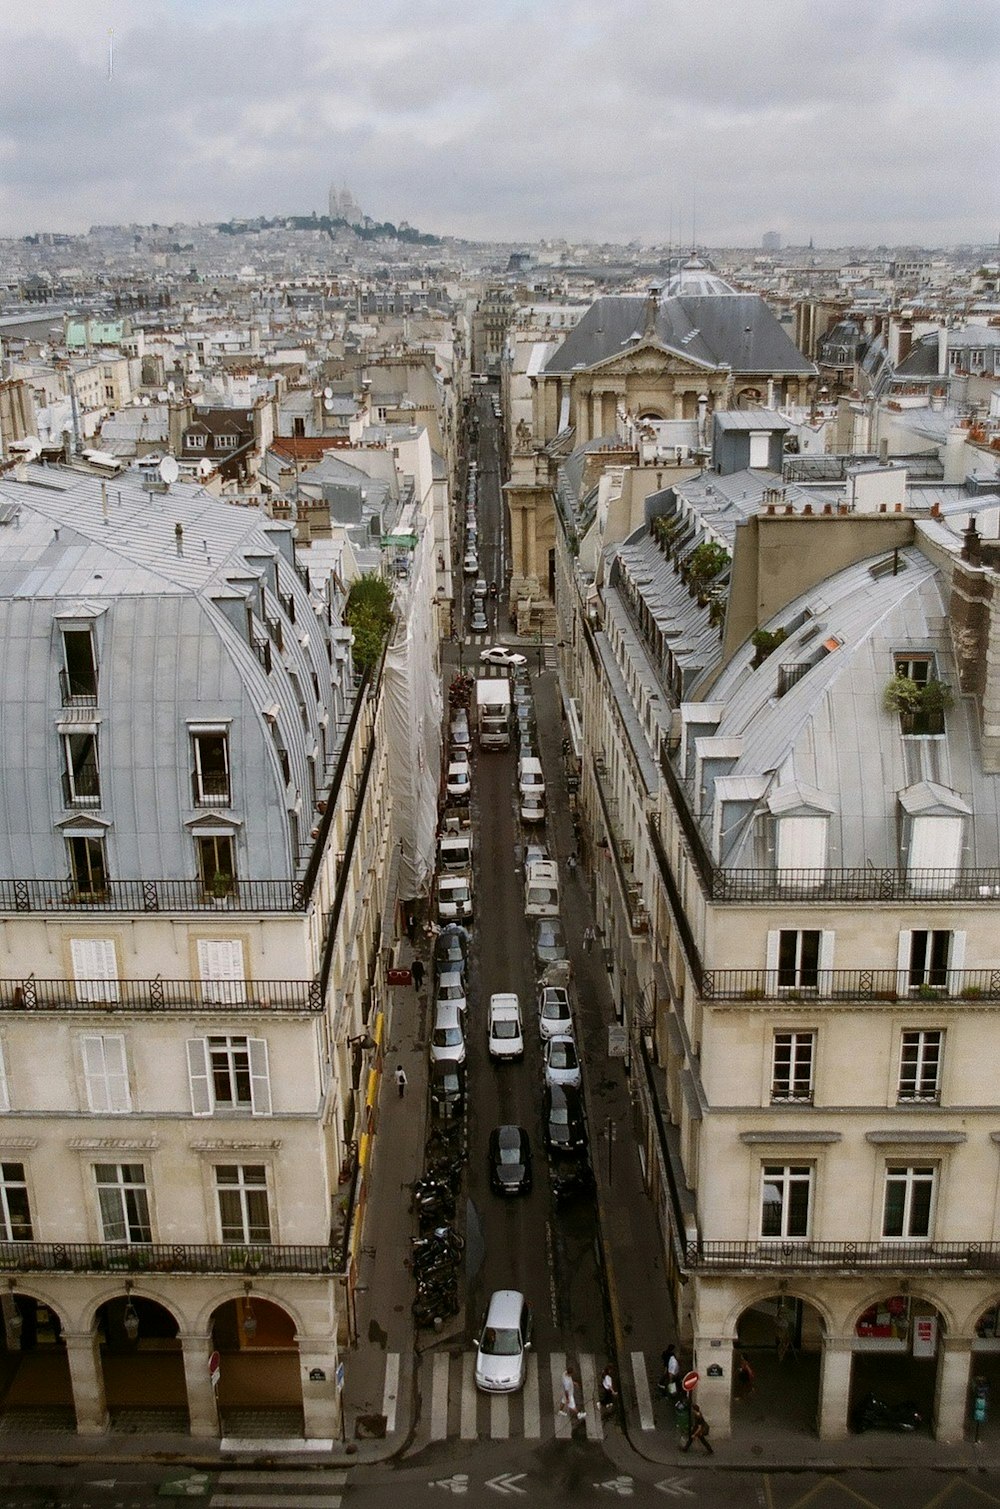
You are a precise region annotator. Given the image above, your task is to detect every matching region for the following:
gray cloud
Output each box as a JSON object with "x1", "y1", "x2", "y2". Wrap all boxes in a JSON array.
[{"x1": 0, "y1": 0, "x2": 997, "y2": 244}]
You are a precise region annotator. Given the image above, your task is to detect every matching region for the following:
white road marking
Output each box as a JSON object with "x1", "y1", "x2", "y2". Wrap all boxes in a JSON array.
[
  {"x1": 461, "y1": 1350, "x2": 478, "y2": 1439},
  {"x1": 578, "y1": 1352, "x2": 603, "y2": 1441},
  {"x1": 490, "y1": 1389, "x2": 510, "y2": 1439},
  {"x1": 631, "y1": 1349, "x2": 655, "y2": 1430},
  {"x1": 383, "y1": 1350, "x2": 400, "y2": 1434},
  {"x1": 431, "y1": 1350, "x2": 450, "y2": 1441},
  {"x1": 551, "y1": 1350, "x2": 571, "y2": 1439},
  {"x1": 523, "y1": 1352, "x2": 541, "y2": 1439}
]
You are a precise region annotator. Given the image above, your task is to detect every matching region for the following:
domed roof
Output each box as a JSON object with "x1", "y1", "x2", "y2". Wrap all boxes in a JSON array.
[{"x1": 663, "y1": 256, "x2": 737, "y2": 298}]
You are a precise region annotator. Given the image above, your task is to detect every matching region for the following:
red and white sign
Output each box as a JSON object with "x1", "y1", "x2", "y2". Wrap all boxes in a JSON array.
[
  {"x1": 913, "y1": 1316, "x2": 938, "y2": 1358},
  {"x1": 682, "y1": 1371, "x2": 700, "y2": 1392},
  {"x1": 209, "y1": 1349, "x2": 221, "y2": 1388}
]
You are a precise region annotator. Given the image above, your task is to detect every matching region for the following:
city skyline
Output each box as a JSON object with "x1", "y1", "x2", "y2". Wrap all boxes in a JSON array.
[{"x1": 1, "y1": 0, "x2": 998, "y2": 246}]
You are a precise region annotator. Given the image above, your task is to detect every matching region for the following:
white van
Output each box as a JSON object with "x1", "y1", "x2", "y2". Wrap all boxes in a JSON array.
[
  {"x1": 524, "y1": 859, "x2": 560, "y2": 918},
  {"x1": 517, "y1": 756, "x2": 545, "y2": 800},
  {"x1": 488, "y1": 993, "x2": 524, "y2": 1060},
  {"x1": 438, "y1": 871, "x2": 473, "y2": 923}
]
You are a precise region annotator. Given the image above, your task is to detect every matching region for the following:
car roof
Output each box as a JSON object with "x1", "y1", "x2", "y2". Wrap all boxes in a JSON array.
[
  {"x1": 434, "y1": 1002, "x2": 463, "y2": 1026},
  {"x1": 484, "y1": 1289, "x2": 527, "y2": 1326}
]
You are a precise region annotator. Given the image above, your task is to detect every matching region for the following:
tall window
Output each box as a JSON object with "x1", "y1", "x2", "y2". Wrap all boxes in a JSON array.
[
  {"x1": 893, "y1": 653, "x2": 945, "y2": 735},
  {"x1": 216, "y1": 1164, "x2": 271, "y2": 1243},
  {"x1": 186, "y1": 1034, "x2": 270, "y2": 1116},
  {"x1": 60, "y1": 628, "x2": 98, "y2": 704},
  {"x1": 761, "y1": 1165, "x2": 812, "y2": 1239},
  {"x1": 95, "y1": 1163, "x2": 151, "y2": 1243},
  {"x1": 908, "y1": 931, "x2": 951, "y2": 990},
  {"x1": 0, "y1": 1163, "x2": 32, "y2": 1241},
  {"x1": 771, "y1": 1032, "x2": 815, "y2": 1102},
  {"x1": 898, "y1": 1031, "x2": 943, "y2": 1103},
  {"x1": 62, "y1": 732, "x2": 101, "y2": 807},
  {"x1": 209, "y1": 1036, "x2": 252, "y2": 1107},
  {"x1": 191, "y1": 730, "x2": 231, "y2": 806},
  {"x1": 67, "y1": 835, "x2": 108, "y2": 898},
  {"x1": 777, "y1": 930, "x2": 821, "y2": 990},
  {"x1": 81, "y1": 1034, "x2": 131, "y2": 1113},
  {"x1": 883, "y1": 1164, "x2": 935, "y2": 1239},
  {"x1": 197, "y1": 835, "x2": 235, "y2": 894}
]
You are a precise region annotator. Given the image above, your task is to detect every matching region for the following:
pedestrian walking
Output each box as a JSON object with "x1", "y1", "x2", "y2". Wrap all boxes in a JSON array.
[
  {"x1": 410, "y1": 958, "x2": 425, "y2": 992},
  {"x1": 560, "y1": 1366, "x2": 585, "y2": 1421},
  {"x1": 657, "y1": 1344, "x2": 681, "y2": 1397},
  {"x1": 680, "y1": 1401, "x2": 713, "y2": 1454},
  {"x1": 583, "y1": 925, "x2": 596, "y2": 954},
  {"x1": 567, "y1": 852, "x2": 578, "y2": 879},
  {"x1": 599, "y1": 1365, "x2": 618, "y2": 1417},
  {"x1": 394, "y1": 1065, "x2": 407, "y2": 1099},
  {"x1": 737, "y1": 1352, "x2": 755, "y2": 1394}
]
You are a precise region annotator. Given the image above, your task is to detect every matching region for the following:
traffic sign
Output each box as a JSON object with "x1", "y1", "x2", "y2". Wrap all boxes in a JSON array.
[
  {"x1": 682, "y1": 1371, "x2": 699, "y2": 1392},
  {"x1": 208, "y1": 1349, "x2": 221, "y2": 1388}
]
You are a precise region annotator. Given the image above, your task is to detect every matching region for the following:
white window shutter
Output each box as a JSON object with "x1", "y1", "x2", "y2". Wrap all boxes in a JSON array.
[
  {"x1": 70, "y1": 938, "x2": 120, "y2": 1004},
  {"x1": 896, "y1": 930, "x2": 912, "y2": 995},
  {"x1": 248, "y1": 1038, "x2": 272, "y2": 1116},
  {"x1": 186, "y1": 1038, "x2": 213, "y2": 1116},
  {"x1": 818, "y1": 931, "x2": 835, "y2": 992},
  {"x1": 765, "y1": 930, "x2": 780, "y2": 993},
  {"x1": 0, "y1": 1040, "x2": 9, "y2": 1114},
  {"x1": 197, "y1": 938, "x2": 247, "y2": 1005},
  {"x1": 102, "y1": 1034, "x2": 131, "y2": 1113},
  {"x1": 948, "y1": 929, "x2": 967, "y2": 994},
  {"x1": 81, "y1": 1035, "x2": 110, "y2": 1112}
]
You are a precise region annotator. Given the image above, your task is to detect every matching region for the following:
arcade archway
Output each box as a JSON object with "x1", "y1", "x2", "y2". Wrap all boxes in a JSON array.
[
  {"x1": 731, "y1": 1293, "x2": 825, "y2": 1436},
  {"x1": 210, "y1": 1293, "x2": 303, "y2": 1437},
  {"x1": 0, "y1": 1290, "x2": 73, "y2": 1429},
  {"x1": 849, "y1": 1293, "x2": 943, "y2": 1433},
  {"x1": 95, "y1": 1290, "x2": 186, "y2": 1431}
]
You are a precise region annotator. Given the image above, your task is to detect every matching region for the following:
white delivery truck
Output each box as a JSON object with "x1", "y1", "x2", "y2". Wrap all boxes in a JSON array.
[
  {"x1": 476, "y1": 677, "x2": 512, "y2": 750},
  {"x1": 439, "y1": 809, "x2": 473, "y2": 872},
  {"x1": 524, "y1": 859, "x2": 560, "y2": 918}
]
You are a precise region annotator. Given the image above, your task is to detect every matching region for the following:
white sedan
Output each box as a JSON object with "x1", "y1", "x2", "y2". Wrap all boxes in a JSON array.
[{"x1": 480, "y1": 646, "x2": 528, "y2": 668}]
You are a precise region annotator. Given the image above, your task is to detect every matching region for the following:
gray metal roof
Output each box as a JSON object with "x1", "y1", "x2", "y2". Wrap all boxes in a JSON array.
[{"x1": 542, "y1": 294, "x2": 814, "y2": 377}]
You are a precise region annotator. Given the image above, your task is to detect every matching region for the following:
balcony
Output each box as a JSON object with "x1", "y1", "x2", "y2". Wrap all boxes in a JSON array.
[
  {"x1": 702, "y1": 968, "x2": 1000, "y2": 1003},
  {"x1": 685, "y1": 1239, "x2": 1000, "y2": 1275},
  {"x1": 0, "y1": 878, "x2": 307, "y2": 914},
  {"x1": 0, "y1": 976, "x2": 322, "y2": 1013},
  {"x1": 59, "y1": 669, "x2": 98, "y2": 708},
  {"x1": 0, "y1": 1241, "x2": 339, "y2": 1277},
  {"x1": 190, "y1": 769, "x2": 232, "y2": 808},
  {"x1": 61, "y1": 766, "x2": 101, "y2": 808}
]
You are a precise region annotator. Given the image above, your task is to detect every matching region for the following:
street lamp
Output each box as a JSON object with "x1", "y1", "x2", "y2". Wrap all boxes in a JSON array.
[
  {"x1": 123, "y1": 1281, "x2": 140, "y2": 1342},
  {"x1": 242, "y1": 1280, "x2": 257, "y2": 1340}
]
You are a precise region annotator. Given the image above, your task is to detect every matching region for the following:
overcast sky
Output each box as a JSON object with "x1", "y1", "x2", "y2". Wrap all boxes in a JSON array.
[{"x1": 1, "y1": 0, "x2": 998, "y2": 246}]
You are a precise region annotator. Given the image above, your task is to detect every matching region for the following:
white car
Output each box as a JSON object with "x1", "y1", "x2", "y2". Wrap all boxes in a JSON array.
[
  {"x1": 488, "y1": 993, "x2": 524, "y2": 1061},
  {"x1": 520, "y1": 792, "x2": 545, "y2": 825},
  {"x1": 474, "y1": 1290, "x2": 533, "y2": 1392},
  {"x1": 446, "y1": 763, "x2": 471, "y2": 802},
  {"x1": 464, "y1": 552, "x2": 479, "y2": 576},
  {"x1": 431, "y1": 1002, "x2": 466, "y2": 1066},
  {"x1": 437, "y1": 872, "x2": 473, "y2": 923},
  {"x1": 436, "y1": 969, "x2": 468, "y2": 1015},
  {"x1": 481, "y1": 646, "x2": 527, "y2": 668},
  {"x1": 543, "y1": 1033, "x2": 581, "y2": 1089},
  {"x1": 538, "y1": 985, "x2": 572, "y2": 1041}
]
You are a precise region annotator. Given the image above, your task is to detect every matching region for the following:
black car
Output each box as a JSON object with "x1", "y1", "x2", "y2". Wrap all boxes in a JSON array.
[
  {"x1": 534, "y1": 917, "x2": 568, "y2": 972},
  {"x1": 430, "y1": 1061, "x2": 466, "y2": 1121},
  {"x1": 435, "y1": 924, "x2": 470, "y2": 977},
  {"x1": 488, "y1": 1124, "x2": 532, "y2": 1195},
  {"x1": 543, "y1": 1083, "x2": 587, "y2": 1156}
]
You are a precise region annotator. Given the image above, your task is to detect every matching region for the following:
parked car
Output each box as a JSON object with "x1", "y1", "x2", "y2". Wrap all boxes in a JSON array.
[
  {"x1": 489, "y1": 1125, "x2": 532, "y2": 1195},
  {"x1": 488, "y1": 993, "x2": 524, "y2": 1060},
  {"x1": 437, "y1": 872, "x2": 473, "y2": 924},
  {"x1": 517, "y1": 756, "x2": 545, "y2": 799},
  {"x1": 543, "y1": 1083, "x2": 587, "y2": 1155},
  {"x1": 471, "y1": 608, "x2": 489, "y2": 634},
  {"x1": 475, "y1": 578, "x2": 488, "y2": 598},
  {"x1": 446, "y1": 763, "x2": 471, "y2": 803},
  {"x1": 481, "y1": 646, "x2": 527, "y2": 667},
  {"x1": 534, "y1": 917, "x2": 568, "y2": 972},
  {"x1": 520, "y1": 792, "x2": 545, "y2": 825},
  {"x1": 464, "y1": 551, "x2": 479, "y2": 576},
  {"x1": 430, "y1": 1061, "x2": 466, "y2": 1120},
  {"x1": 538, "y1": 985, "x2": 572, "y2": 1040},
  {"x1": 474, "y1": 1290, "x2": 533, "y2": 1392},
  {"x1": 450, "y1": 710, "x2": 471, "y2": 749},
  {"x1": 435, "y1": 968, "x2": 467, "y2": 1015},
  {"x1": 430, "y1": 1002, "x2": 466, "y2": 1065},
  {"x1": 435, "y1": 924, "x2": 469, "y2": 976},
  {"x1": 543, "y1": 1033, "x2": 581, "y2": 1089}
]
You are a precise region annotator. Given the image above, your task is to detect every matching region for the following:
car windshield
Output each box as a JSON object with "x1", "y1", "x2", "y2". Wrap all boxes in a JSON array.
[
  {"x1": 543, "y1": 1000, "x2": 566, "y2": 1019},
  {"x1": 481, "y1": 1326, "x2": 520, "y2": 1357},
  {"x1": 444, "y1": 883, "x2": 470, "y2": 902},
  {"x1": 500, "y1": 1146, "x2": 522, "y2": 1164},
  {"x1": 434, "y1": 1027, "x2": 463, "y2": 1047},
  {"x1": 440, "y1": 982, "x2": 462, "y2": 999},
  {"x1": 550, "y1": 1042, "x2": 576, "y2": 1068},
  {"x1": 550, "y1": 1104, "x2": 570, "y2": 1125},
  {"x1": 493, "y1": 1020, "x2": 519, "y2": 1038}
]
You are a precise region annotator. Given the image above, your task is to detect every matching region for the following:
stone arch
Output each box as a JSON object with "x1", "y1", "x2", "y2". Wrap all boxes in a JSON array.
[
  {"x1": 0, "y1": 1287, "x2": 73, "y2": 1429},
  {"x1": 207, "y1": 1292, "x2": 304, "y2": 1435},
  {"x1": 637, "y1": 408, "x2": 667, "y2": 423},
  {"x1": 722, "y1": 1283, "x2": 835, "y2": 1340},
  {"x1": 729, "y1": 1289, "x2": 827, "y2": 1437},
  {"x1": 81, "y1": 1282, "x2": 186, "y2": 1336},
  {"x1": 965, "y1": 1295, "x2": 1000, "y2": 1339},
  {"x1": 93, "y1": 1286, "x2": 187, "y2": 1431},
  {"x1": 194, "y1": 1285, "x2": 305, "y2": 1340},
  {"x1": 848, "y1": 1288, "x2": 949, "y2": 1436},
  {"x1": 846, "y1": 1286, "x2": 954, "y2": 1337}
]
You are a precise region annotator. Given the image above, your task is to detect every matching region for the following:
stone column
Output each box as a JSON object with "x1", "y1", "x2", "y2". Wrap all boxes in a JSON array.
[
  {"x1": 63, "y1": 1330, "x2": 108, "y2": 1435},
  {"x1": 592, "y1": 391, "x2": 604, "y2": 439},
  {"x1": 299, "y1": 1343, "x2": 342, "y2": 1441},
  {"x1": 934, "y1": 1335, "x2": 971, "y2": 1441},
  {"x1": 179, "y1": 1332, "x2": 221, "y2": 1438},
  {"x1": 817, "y1": 1335, "x2": 853, "y2": 1439},
  {"x1": 691, "y1": 1335, "x2": 732, "y2": 1438}
]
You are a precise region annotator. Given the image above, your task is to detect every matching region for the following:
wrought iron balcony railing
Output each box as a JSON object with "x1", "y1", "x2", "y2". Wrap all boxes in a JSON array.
[
  {"x1": 190, "y1": 769, "x2": 232, "y2": 808},
  {"x1": 0, "y1": 977, "x2": 322, "y2": 1013},
  {"x1": 702, "y1": 968, "x2": 1000, "y2": 1003},
  {"x1": 685, "y1": 1240, "x2": 1000, "y2": 1273},
  {"x1": 59, "y1": 669, "x2": 99, "y2": 707},
  {"x1": 0, "y1": 1241, "x2": 339, "y2": 1277},
  {"x1": 0, "y1": 878, "x2": 307, "y2": 914}
]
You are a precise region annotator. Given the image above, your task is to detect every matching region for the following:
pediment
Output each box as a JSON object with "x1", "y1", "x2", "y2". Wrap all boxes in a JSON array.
[{"x1": 584, "y1": 340, "x2": 716, "y2": 378}]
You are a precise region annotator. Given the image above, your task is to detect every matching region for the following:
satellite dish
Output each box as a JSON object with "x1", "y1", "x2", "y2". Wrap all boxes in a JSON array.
[
  {"x1": 141, "y1": 397, "x2": 150, "y2": 407},
  {"x1": 159, "y1": 455, "x2": 180, "y2": 485},
  {"x1": 323, "y1": 386, "x2": 333, "y2": 399},
  {"x1": 197, "y1": 458, "x2": 213, "y2": 477},
  {"x1": 323, "y1": 398, "x2": 335, "y2": 413},
  {"x1": 23, "y1": 436, "x2": 42, "y2": 462}
]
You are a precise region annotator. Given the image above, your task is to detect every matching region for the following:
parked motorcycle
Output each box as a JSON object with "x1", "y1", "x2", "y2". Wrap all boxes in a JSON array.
[
  {"x1": 412, "y1": 1225, "x2": 464, "y2": 1255},
  {"x1": 413, "y1": 1293, "x2": 460, "y2": 1328},
  {"x1": 552, "y1": 1163, "x2": 596, "y2": 1205},
  {"x1": 851, "y1": 1392, "x2": 923, "y2": 1433}
]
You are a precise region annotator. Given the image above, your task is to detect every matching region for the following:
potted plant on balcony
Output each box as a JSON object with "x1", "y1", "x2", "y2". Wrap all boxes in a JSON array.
[{"x1": 210, "y1": 871, "x2": 233, "y2": 907}]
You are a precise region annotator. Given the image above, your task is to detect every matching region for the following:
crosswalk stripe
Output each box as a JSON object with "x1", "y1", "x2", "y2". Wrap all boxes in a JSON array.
[
  {"x1": 631, "y1": 1349, "x2": 655, "y2": 1430},
  {"x1": 523, "y1": 1353, "x2": 540, "y2": 1439},
  {"x1": 460, "y1": 1350, "x2": 478, "y2": 1439},
  {"x1": 551, "y1": 1351, "x2": 571, "y2": 1439},
  {"x1": 578, "y1": 1352, "x2": 603, "y2": 1441},
  {"x1": 431, "y1": 1351, "x2": 449, "y2": 1441},
  {"x1": 490, "y1": 1389, "x2": 510, "y2": 1439},
  {"x1": 383, "y1": 1351, "x2": 400, "y2": 1435},
  {"x1": 219, "y1": 1474, "x2": 347, "y2": 1487}
]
